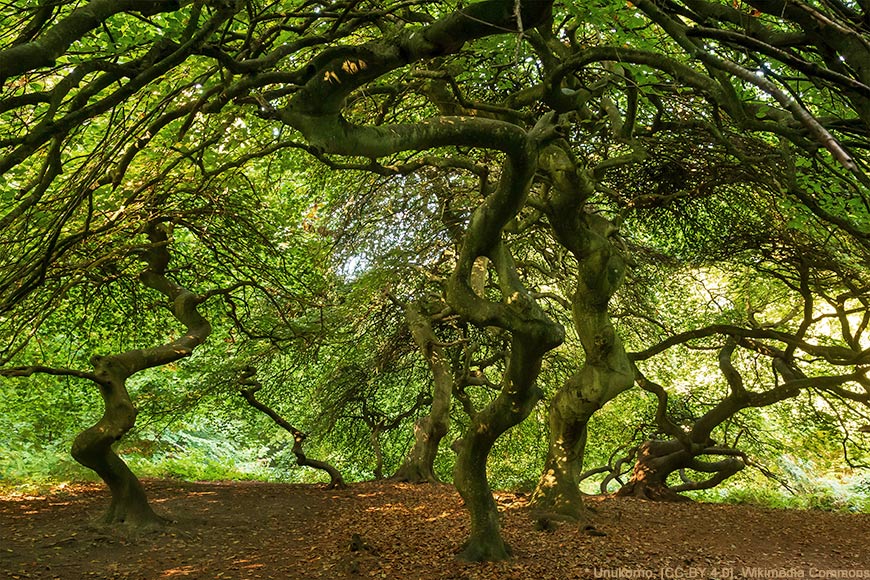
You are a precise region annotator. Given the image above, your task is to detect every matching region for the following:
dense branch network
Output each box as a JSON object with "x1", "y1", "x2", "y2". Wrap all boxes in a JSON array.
[{"x1": 1, "y1": 0, "x2": 869, "y2": 559}]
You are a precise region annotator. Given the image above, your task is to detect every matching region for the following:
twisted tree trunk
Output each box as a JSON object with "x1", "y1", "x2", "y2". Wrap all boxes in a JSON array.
[
  {"x1": 453, "y1": 330, "x2": 560, "y2": 560},
  {"x1": 445, "y1": 120, "x2": 565, "y2": 561},
  {"x1": 531, "y1": 275, "x2": 633, "y2": 518},
  {"x1": 449, "y1": 238, "x2": 564, "y2": 560},
  {"x1": 616, "y1": 439, "x2": 746, "y2": 501},
  {"x1": 615, "y1": 440, "x2": 694, "y2": 501},
  {"x1": 393, "y1": 303, "x2": 452, "y2": 483},
  {"x1": 239, "y1": 368, "x2": 345, "y2": 489},
  {"x1": 618, "y1": 340, "x2": 800, "y2": 501},
  {"x1": 72, "y1": 222, "x2": 212, "y2": 527},
  {"x1": 71, "y1": 356, "x2": 162, "y2": 527},
  {"x1": 531, "y1": 147, "x2": 634, "y2": 519}
]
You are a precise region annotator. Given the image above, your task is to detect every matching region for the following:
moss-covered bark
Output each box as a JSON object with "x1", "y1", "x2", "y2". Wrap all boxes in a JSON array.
[
  {"x1": 444, "y1": 122, "x2": 564, "y2": 560},
  {"x1": 616, "y1": 439, "x2": 745, "y2": 501},
  {"x1": 71, "y1": 356, "x2": 163, "y2": 527},
  {"x1": 393, "y1": 303, "x2": 452, "y2": 483},
  {"x1": 449, "y1": 241, "x2": 564, "y2": 560},
  {"x1": 68, "y1": 222, "x2": 212, "y2": 527},
  {"x1": 0, "y1": 0, "x2": 183, "y2": 84},
  {"x1": 531, "y1": 256, "x2": 633, "y2": 518},
  {"x1": 454, "y1": 333, "x2": 560, "y2": 560},
  {"x1": 531, "y1": 147, "x2": 634, "y2": 519}
]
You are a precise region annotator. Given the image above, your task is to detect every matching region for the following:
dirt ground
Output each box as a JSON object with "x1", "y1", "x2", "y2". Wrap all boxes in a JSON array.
[{"x1": 1, "y1": 479, "x2": 869, "y2": 579}]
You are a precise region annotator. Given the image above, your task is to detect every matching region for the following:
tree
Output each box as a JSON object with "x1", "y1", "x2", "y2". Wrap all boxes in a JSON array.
[
  {"x1": 617, "y1": 224, "x2": 870, "y2": 500},
  {"x1": 1, "y1": 222, "x2": 213, "y2": 527},
  {"x1": 238, "y1": 366, "x2": 346, "y2": 488},
  {"x1": 3, "y1": 0, "x2": 869, "y2": 561},
  {"x1": 390, "y1": 299, "x2": 455, "y2": 483},
  {"x1": 528, "y1": 147, "x2": 634, "y2": 520}
]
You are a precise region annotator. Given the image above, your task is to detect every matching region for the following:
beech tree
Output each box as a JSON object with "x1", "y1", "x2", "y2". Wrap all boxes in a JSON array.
[
  {"x1": 615, "y1": 225, "x2": 870, "y2": 500},
  {"x1": 390, "y1": 298, "x2": 455, "y2": 483},
  {"x1": 2, "y1": 0, "x2": 869, "y2": 562},
  {"x1": 0, "y1": 222, "x2": 214, "y2": 526},
  {"x1": 238, "y1": 366, "x2": 346, "y2": 488}
]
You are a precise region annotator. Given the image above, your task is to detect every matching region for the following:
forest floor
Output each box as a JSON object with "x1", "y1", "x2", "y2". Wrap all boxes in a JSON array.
[{"x1": 1, "y1": 479, "x2": 869, "y2": 580}]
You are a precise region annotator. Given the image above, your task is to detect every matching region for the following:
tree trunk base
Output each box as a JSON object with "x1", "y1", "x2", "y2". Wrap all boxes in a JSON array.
[
  {"x1": 391, "y1": 463, "x2": 440, "y2": 484},
  {"x1": 616, "y1": 482, "x2": 693, "y2": 502},
  {"x1": 529, "y1": 470, "x2": 589, "y2": 522},
  {"x1": 456, "y1": 536, "x2": 513, "y2": 562},
  {"x1": 528, "y1": 493, "x2": 588, "y2": 522},
  {"x1": 100, "y1": 478, "x2": 167, "y2": 529},
  {"x1": 72, "y1": 435, "x2": 166, "y2": 531}
]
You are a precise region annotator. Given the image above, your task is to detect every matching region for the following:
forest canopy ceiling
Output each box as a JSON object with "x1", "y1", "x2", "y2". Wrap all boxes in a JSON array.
[{"x1": 1, "y1": 0, "x2": 869, "y2": 563}]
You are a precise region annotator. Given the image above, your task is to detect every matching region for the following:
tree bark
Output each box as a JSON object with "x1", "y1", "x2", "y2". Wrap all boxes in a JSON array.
[
  {"x1": 616, "y1": 439, "x2": 746, "y2": 501},
  {"x1": 450, "y1": 242, "x2": 564, "y2": 561},
  {"x1": 392, "y1": 414, "x2": 446, "y2": 483},
  {"x1": 239, "y1": 369, "x2": 346, "y2": 489},
  {"x1": 531, "y1": 275, "x2": 633, "y2": 518},
  {"x1": 393, "y1": 303, "x2": 452, "y2": 483},
  {"x1": 615, "y1": 439, "x2": 694, "y2": 501},
  {"x1": 443, "y1": 139, "x2": 563, "y2": 559},
  {"x1": 454, "y1": 335, "x2": 556, "y2": 560},
  {"x1": 70, "y1": 222, "x2": 212, "y2": 527},
  {"x1": 531, "y1": 147, "x2": 634, "y2": 519},
  {"x1": 71, "y1": 355, "x2": 162, "y2": 526},
  {"x1": 531, "y1": 385, "x2": 595, "y2": 518}
]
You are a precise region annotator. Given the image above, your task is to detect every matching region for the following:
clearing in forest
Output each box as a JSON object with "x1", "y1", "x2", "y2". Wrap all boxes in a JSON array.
[{"x1": 1, "y1": 480, "x2": 868, "y2": 579}]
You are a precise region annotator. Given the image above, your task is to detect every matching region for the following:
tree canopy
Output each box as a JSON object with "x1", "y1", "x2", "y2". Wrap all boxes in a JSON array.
[{"x1": 1, "y1": 0, "x2": 869, "y2": 563}]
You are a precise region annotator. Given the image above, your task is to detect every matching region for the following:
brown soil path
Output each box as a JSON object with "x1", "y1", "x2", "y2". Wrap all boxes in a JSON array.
[{"x1": 1, "y1": 479, "x2": 868, "y2": 579}]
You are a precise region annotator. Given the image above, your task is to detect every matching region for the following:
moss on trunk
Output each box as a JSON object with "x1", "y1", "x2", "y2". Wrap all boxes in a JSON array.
[
  {"x1": 70, "y1": 223, "x2": 212, "y2": 528},
  {"x1": 393, "y1": 302, "x2": 452, "y2": 483},
  {"x1": 532, "y1": 150, "x2": 634, "y2": 519}
]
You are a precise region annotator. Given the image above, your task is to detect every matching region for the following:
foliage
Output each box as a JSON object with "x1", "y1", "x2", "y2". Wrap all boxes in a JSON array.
[{"x1": 1, "y1": 0, "x2": 869, "y2": 555}]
